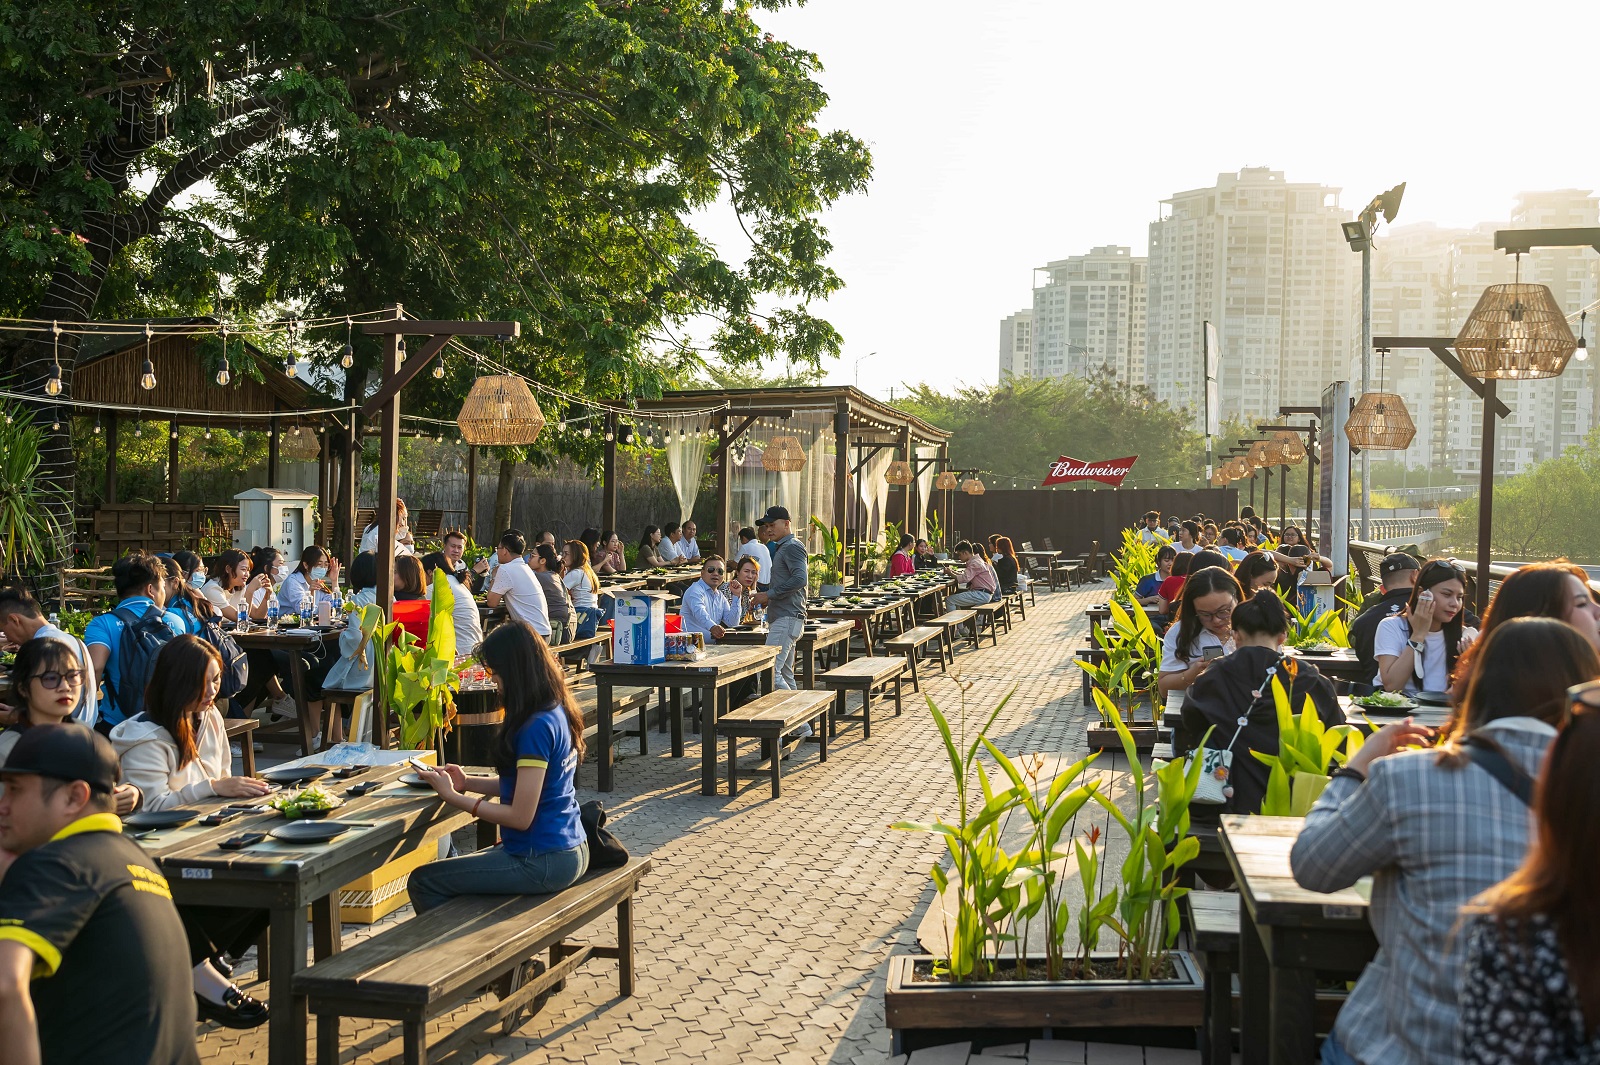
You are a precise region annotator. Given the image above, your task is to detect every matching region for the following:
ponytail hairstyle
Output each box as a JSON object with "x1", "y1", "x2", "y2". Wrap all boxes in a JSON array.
[
  {"x1": 1231, "y1": 588, "x2": 1288, "y2": 638},
  {"x1": 1175, "y1": 566, "x2": 1243, "y2": 660},
  {"x1": 480, "y1": 620, "x2": 586, "y2": 770}
]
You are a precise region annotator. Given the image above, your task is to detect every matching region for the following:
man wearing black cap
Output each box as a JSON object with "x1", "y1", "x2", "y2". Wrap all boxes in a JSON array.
[
  {"x1": 1349, "y1": 552, "x2": 1422, "y2": 683},
  {"x1": 0, "y1": 726, "x2": 197, "y2": 1065},
  {"x1": 751, "y1": 506, "x2": 807, "y2": 691}
]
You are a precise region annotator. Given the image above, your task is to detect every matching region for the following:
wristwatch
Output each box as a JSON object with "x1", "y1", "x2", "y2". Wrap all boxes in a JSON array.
[{"x1": 1406, "y1": 639, "x2": 1425, "y2": 652}]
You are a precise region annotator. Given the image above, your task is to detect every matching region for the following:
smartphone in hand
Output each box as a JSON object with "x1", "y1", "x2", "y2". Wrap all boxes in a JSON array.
[
  {"x1": 406, "y1": 757, "x2": 432, "y2": 775},
  {"x1": 1202, "y1": 645, "x2": 1225, "y2": 661}
]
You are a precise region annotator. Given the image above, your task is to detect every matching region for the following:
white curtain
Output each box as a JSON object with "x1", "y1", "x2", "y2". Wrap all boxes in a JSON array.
[
  {"x1": 914, "y1": 445, "x2": 938, "y2": 538},
  {"x1": 728, "y1": 411, "x2": 835, "y2": 551},
  {"x1": 856, "y1": 446, "x2": 895, "y2": 546},
  {"x1": 664, "y1": 414, "x2": 713, "y2": 522}
]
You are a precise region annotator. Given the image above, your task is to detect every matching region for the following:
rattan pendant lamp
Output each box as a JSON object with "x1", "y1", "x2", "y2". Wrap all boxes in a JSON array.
[
  {"x1": 760, "y1": 435, "x2": 807, "y2": 471},
  {"x1": 934, "y1": 469, "x2": 959, "y2": 490},
  {"x1": 1455, "y1": 254, "x2": 1579, "y2": 379},
  {"x1": 884, "y1": 459, "x2": 914, "y2": 485},
  {"x1": 456, "y1": 374, "x2": 546, "y2": 445},
  {"x1": 962, "y1": 476, "x2": 985, "y2": 495},
  {"x1": 1278, "y1": 431, "x2": 1307, "y2": 466},
  {"x1": 1345, "y1": 348, "x2": 1416, "y2": 450}
]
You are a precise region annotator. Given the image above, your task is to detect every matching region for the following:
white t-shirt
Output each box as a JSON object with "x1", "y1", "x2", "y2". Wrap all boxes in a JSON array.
[
  {"x1": 658, "y1": 537, "x2": 684, "y2": 563},
  {"x1": 360, "y1": 524, "x2": 415, "y2": 556},
  {"x1": 1160, "y1": 623, "x2": 1235, "y2": 674},
  {"x1": 680, "y1": 537, "x2": 701, "y2": 561},
  {"x1": 1177, "y1": 544, "x2": 1202, "y2": 554},
  {"x1": 489, "y1": 556, "x2": 550, "y2": 637},
  {"x1": 1372, "y1": 615, "x2": 1474, "y2": 694},
  {"x1": 736, "y1": 540, "x2": 772, "y2": 585},
  {"x1": 201, "y1": 579, "x2": 243, "y2": 616},
  {"x1": 1138, "y1": 528, "x2": 1169, "y2": 545},
  {"x1": 563, "y1": 568, "x2": 598, "y2": 610},
  {"x1": 427, "y1": 575, "x2": 484, "y2": 653}
]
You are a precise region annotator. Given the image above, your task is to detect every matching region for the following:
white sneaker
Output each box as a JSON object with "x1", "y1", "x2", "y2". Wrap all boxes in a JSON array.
[{"x1": 269, "y1": 694, "x2": 299, "y2": 719}]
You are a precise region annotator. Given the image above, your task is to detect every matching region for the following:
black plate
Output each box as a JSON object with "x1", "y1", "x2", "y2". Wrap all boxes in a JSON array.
[
  {"x1": 1413, "y1": 690, "x2": 1452, "y2": 707},
  {"x1": 269, "y1": 821, "x2": 351, "y2": 844},
  {"x1": 397, "y1": 772, "x2": 434, "y2": 788},
  {"x1": 260, "y1": 766, "x2": 329, "y2": 785},
  {"x1": 124, "y1": 808, "x2": 201, "y2": 830}
]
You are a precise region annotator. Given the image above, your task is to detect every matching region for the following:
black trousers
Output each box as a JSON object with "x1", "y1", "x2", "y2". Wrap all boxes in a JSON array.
[{"x1": 180, "y1": 905, "x2": 270, "y2": 965}]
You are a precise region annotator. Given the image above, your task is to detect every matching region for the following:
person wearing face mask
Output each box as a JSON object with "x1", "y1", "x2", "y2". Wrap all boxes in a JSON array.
[{"x1": 278, "y1": 546, "x2": 341, "y2": 618}]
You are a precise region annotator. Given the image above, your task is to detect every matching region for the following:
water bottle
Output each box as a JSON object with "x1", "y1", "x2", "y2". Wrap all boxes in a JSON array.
[
  {"x1": 267, "y1": 593, "x2": 280, "y2": 628},
  {"x1": 47, "y1": 612, "x2": 59, "y2": 629}
]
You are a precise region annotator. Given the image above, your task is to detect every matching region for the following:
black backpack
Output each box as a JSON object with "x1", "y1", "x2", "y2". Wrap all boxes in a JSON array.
[
  {"x1": 105, "y1": 605, "x2": 178, "y2": 722},
  {"x1": 175, "y1": 598, "x2": 249, "y2": 702}
]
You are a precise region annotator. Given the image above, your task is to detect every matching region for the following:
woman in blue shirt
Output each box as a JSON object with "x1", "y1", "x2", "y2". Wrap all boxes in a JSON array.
[{"x1": 408, "y1": 620, "x2": 589, "y2": 911}]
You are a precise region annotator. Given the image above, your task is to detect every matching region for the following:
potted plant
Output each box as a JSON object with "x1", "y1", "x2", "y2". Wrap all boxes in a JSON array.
[
  {"x1": 1278, "y1": 588, "x2": 1352, "y2": 652},
  {"x1": 809, "y1": 516, "x2": 845, "y2": 597},
  {"x1": 1250, "y1": 667, "x2": 1363, "y2": 815},
  {"x1": 926, "y1": 512, "x2": 948, "y2": 560},
  {"x1": 885, "y1": 691, "x2": 1204, "y2": 1053},
  {"x1": 1076, "y1": 602, "x2": 1161, "y2": 749},
  {"x1": 1108, "y1": 529, "x2": 1157, "y2": 611},
  {"x1": 373, "y1": 569, "x2": 463, "y2": 752},
  {"x1": 0, "y1": 410, "x2": 64, "y2": 582}
]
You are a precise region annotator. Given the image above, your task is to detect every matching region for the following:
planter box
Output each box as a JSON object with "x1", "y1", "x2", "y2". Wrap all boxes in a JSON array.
[
  {"x1": 1084, "y1": 691, "x2": 1164, "y2": 751},
  {"x1": 885, "y1": 952, "x2": 1204, "y2": 1054}
]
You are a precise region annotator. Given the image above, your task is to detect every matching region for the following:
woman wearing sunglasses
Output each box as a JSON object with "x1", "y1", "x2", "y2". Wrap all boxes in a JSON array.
[{"x1": 1373, "y1": 559, "x2": 1477, "y2": 695}]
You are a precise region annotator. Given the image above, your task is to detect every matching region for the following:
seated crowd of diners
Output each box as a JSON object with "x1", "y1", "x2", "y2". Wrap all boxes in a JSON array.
[{"x1": 1143, "y1": 506, "x2": 1600, "y2": 1064}]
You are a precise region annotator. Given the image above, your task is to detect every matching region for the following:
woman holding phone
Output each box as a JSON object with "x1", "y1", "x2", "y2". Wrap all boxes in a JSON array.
[
  {"x1": 1158, "y1": 564, "x2": 1241, "y2": 699},
  {"x1": 406, "y1": 621, "x2": 589, "y2": 911},
  {"x1": 1373, "y1": 558, "x2": 1477, "y2": 695}
]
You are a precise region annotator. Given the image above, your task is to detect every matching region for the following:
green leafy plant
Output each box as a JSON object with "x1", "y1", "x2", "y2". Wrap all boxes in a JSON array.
[
  {"x1": 0, "y1": 411, "x2": 64, "y2": 576},
  {"x1": 925, "y1": 511, "x2": 946, "y2": 554},
  {"x1": 1076, "y1": 600, "x2": 1161, "y2": 721},
  {"x1": 808, "y1": 516, "x2": 844, "y2": 587},
  {"x1": 1249, "y1": 670, "x2": 1363, "y2": 816},
  {"x1": 1277, "y1": 587, "x2": 1351, "y2": 649},
  {"x1": 1108, "y1": 529, "x2": 1158, "y2": 609},
  {"x1": 57, "y1": 609, "x2": 91, "y2": 639},
  {"x1": 374, "y1": 569, "x2": 463, "y2": 750}
]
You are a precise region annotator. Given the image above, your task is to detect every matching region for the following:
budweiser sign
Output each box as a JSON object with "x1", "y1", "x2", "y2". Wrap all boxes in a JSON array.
[{"x1": 1042, "y1": 455, "x2": 1138, "y2": 487}]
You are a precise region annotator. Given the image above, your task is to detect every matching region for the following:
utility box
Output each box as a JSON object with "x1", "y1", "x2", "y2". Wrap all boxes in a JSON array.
[{"x1": 234, "y1": 488, "x2": 316, "y2": 561}]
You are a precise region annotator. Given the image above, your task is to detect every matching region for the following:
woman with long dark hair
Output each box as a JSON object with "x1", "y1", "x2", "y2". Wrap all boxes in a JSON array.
[
  {"x1": 0, "y1": 639, "x2": 86, "y2": 764},
  {"x1": 563, "y1": 540, "x2": 604, "y2": 639},
  {"x1": 1158, "y1": 566, "x2": 1241, "y2": 698},
  {"x1": 991, "y1": 536, "x2": 1020, "y2": 595},
  {"x1": 1156, "y1": 550, "x2": 1194, "y2": 613},
  {"x1": 278, "y1": 544, "x2": 341, "y2": 618},
  {"x1": 635, "y1": 525, "x2": 665, "y2": 569},
  {"x1": 1450, "y1": 562, "x2": 1600, "y2": 701},
  {"x1": 110, "y1": 635, "x2": 274, "y2": 1027},
  {"x1": 594, "y1": 530, "x2": 627, "y2": 576},
  {"x1": 1373, "y1": 558, "x2": 1477, "y2": 694},
  {"x1": 408, "y1": 621, "x2": 590, "y2": 911},
  {"x1": 1292, "y1": 618, "x2": 1600, "y2": 1065},
  {"x1": 1234, "y1": 550, "x2": 1279, "y2": 593},
  {"x1": 1460, "y1": 700, "x2": 1600, "y2": 1062},
  {"x1": 889, "y1": 533, "x2": 916, "y2": 577}
]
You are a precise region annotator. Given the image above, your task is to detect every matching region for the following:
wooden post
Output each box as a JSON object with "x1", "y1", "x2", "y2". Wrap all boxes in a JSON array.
[
  {"x1": 1278, "y1": 463, "x2": 1287, "y2": 532},
  {"x1": 896, "y1": 426, "x2": 912, "y2": 533},
  {"x1": 267, "y1": 416, "x2": 280, "y2": 488},
  {"x1": 376, "y1": 328, "x2": 402, "y2": 617},
  {"x1": 341, "y1": 414, "x2": 359, "y2": 561},
  {"x1": 714, "y1": 417, "x2": 731, "y2": 559},
  {"x1": 832, "y1": 404, "x2": 849, "y2": 549},
  {"x1": 104, "y1": 413, "x2": 119, "y2": 504},
  {"x1": 465, "y1": 445, "x2": 479, "y2": 542},
  {"x1": 602, "y1": 412, "x2": 618, "y2": 535},
  {"x1": 317, "y1": 430, "x2": 331, "y2": 547},
  {"x1": 167, "y1": 418, "x2": 180, "y2": 503},
  {"x1": 1262, "y1": 463, "x2": 1271, "y2": 523},
  {"x1": 1306, "y1": 424, "x2": 1317, "y2": 540},
  {"x1": 1475, "y1": 380, "x2": 1497, "y2": 618}
]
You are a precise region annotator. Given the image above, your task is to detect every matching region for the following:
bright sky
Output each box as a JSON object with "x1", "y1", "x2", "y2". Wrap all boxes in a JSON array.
[{"x1": 695, "y1": 0, "x2": 1599, "y2": 398}]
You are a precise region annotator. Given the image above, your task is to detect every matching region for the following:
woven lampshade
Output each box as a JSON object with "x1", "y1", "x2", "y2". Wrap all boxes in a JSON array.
[
  {"x1": 1345, "y1": 392, "x2": 1417, "y2": 450},
  {"x1": 1261, "y1": 439, "x2": 1285, "y2": 466},
  {"x1": 884, "y1": 459, "x2": 914, "y2": 485},
  {"x1": 1246, "y1": 440, "x2": 1271, "y2": 468},
  {"x1": 1225, "y1": 457, "x2": 1250, "y2": 480},
  {"x1": 1455, "y1": 283, "x2": 1578, "y2": 379},
  {"x1": 1210, "y1": 470, "x2": 1229, "y2": 487},
  {"x1": 1279, "y1": 432, "x2": 1307, "y2": 466},
  {"x1": 456, "y1": 375, "x2": 546, "y2": 446},
  {"x1": 277, "y1": 426, "x2": 321, "y2": 461},
  {"x1": 962, "y1": 477, "x2": 985, "y2": 495},
  {"x1": 760, "y1": 434, "x2": 806, "y2": 472},
  {"x1": 934, "y1": 471, "x2": 959, "y2": 490}
]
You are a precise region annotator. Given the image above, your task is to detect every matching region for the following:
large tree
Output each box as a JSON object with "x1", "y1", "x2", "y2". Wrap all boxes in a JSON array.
[{"x1": 1, "y1": 0, "x2": 870, "y2": 555}]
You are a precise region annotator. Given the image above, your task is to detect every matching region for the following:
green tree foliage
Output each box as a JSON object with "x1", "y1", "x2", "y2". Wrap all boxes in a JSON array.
[
  {"x1": 1, "y1": 0, "x2": 871, "y2": 547},
  {"x1": 1446, "y1": 428, "x2": 1600, "y2": 561},
  {"x1": 897, "y1": 371, "x2": 1207, "y2": 488}
]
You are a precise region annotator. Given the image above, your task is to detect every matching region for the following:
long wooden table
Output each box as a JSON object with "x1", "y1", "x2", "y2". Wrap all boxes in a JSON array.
[
  {"x1": 231, "y1": 626, "x2": 344, "y2": 755},
  {"x1": 1285, "y1": 646, "x2": 1373, "y2": 682},
  {"x1": 589, "y1": 644, "x2": 779, "y2": 795},
  {"x1": 804, "y1": 597, "x2": 911, "y2": 655},
  {"x1": 716, "y1": 620, "x2": 853, "y2": 689},
  {"x1": 140, "y1": 761, "x2": 472, "y2": 1065},
  {"x1": 1220, "y1": 814, "x2": 1378, "y2": 1065}
]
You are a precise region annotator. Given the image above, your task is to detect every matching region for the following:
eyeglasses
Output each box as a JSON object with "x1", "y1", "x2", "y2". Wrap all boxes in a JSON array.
[
  {"x1": 1195, "y1": 606, "x2": 1234, "y2": 623},
  {"x1": 32, "y1": 669, "x2": 83, "y2": 690},
  {"x1": 1421, "y1": 560, "x2": 1464, "y2": 581},
  {"x1": 704, "y1": 568, "x2": 724, "y2": 575}
]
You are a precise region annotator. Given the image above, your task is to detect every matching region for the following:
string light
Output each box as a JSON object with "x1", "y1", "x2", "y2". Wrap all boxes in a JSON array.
[
  {"x1": 340, "y1": 317, "x2": 354, "y2": 369},
  {"x1": 396, "y1": 337, "x2": 407, "y2": 364},
  {"x1": 431, "y1": 361, "x2": 445, "y2": 379},
  {"x1": 134, "y1": 424, "x2": 142, "y2": 438},
  {"x1": 284, "y1": 317, "x2": 298, "y2": 377},
  {"x1": 216, "y1": 326, "x2": 231, "y2": 386},
  {"x1": 45, "y1": 321, "x2": 62, "y2": 396},
  {"x1": 139, "y1": 322, "x2": 157, "y2": 390}
]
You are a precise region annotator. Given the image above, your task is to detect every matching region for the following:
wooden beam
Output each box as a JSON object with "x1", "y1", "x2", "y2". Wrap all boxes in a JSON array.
[
  {"x1": 1372, "y1": 336, "x2": 1512, "y2": 418},
  {"x1": 832, "y1": 404, "x2": 850, "y2": 548},
  {"x1": 267, "y1": 416, "x2": 279, "y2": 488},
  {"x1": 1476, "y1": 380, "x2": 1497, "y2": 618},
  {"x1": 166, "y1": 419, "x2": 180, "y2": 503},
  {"x1": 705, "y1": 414, "x2": 768, "y2": 465},
  {"x1": 317, "y1": 430, "x2": 331, "y2": 547},
  {"x1": 1493, "y1": 226, "x2": 1600, "y2": 256},
  {"x1": 361, "y1": 320, "x2": 521, "y2": 337},
  {"x1": 715, "y1": 420, "x2": 732, "y2": 559},
  {"x1": 376, "y1": 328, "x2": 402, "y2": 617},
  {"x1": 356, "y1": 333, "x2": 452, "y2": 421}
]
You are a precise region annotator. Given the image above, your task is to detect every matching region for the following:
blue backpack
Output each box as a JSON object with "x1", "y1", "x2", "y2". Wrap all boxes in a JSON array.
[
  {"x1": 173, "y1": 598, "x2": 249, "y2": 702},
  {"x1": 105, "y1": 605, "x2": 179, "y2": 723}
]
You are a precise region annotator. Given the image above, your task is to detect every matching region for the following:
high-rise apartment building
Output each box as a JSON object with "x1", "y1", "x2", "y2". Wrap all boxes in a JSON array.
[
  {"x1": 1146, "y1": 168, "x2": 1355, "y2": 423},
  {"x1": 997, "y1": 310, "x2": 1033, "y2": 381},
  {"x1": 1025, "y1": 246, "x2": 1147, "y2": 384}
]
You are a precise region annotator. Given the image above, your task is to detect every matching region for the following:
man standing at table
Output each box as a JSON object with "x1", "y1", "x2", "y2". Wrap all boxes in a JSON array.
[
  {"x1": 752, "y1": 507, "x2": 806, "y2": 690},
  {"x1": 0, "y1": 727, "x2": 198, "y2": 1065},
  {"x1": 486, "y1": 530, "x2": 551, "y2": 639}
]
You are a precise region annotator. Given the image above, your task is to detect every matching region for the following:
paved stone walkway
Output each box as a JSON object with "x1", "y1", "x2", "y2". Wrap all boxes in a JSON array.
[{"x1": 202, "y1": 581, "x2": 1135, "y2": 1064}]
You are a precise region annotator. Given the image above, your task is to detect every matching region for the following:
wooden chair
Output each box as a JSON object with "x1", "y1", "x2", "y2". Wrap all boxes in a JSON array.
[
  {"x1": 223, "y1": 718, "x2": 259, "y2": 777},
  {"x1": 881, "y1": 625, "x2": 949, "y2": 692},
  {"x1": 412, "y1": 508, "x2": 445, "y2": 539},
  {"x1": 928, "y1": 608, "x2": 979, "y2": 654}
]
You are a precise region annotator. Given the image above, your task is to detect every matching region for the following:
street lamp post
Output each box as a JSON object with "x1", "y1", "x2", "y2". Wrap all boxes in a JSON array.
[
  {"x1": 1342, "y1": 182, "x2": 1406, "y2": 543},
  {"x1": 854, "y1": 351, "x2": 878, "y2": 389}
]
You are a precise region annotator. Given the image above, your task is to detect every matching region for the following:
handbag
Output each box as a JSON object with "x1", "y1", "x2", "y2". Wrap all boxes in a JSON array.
[
  {"x1": 1188, "y1": 656, "x2": 1283, "y2": 805},
  {"x1": 579, "y1": 800, "x2": 630, "y2": 869}
]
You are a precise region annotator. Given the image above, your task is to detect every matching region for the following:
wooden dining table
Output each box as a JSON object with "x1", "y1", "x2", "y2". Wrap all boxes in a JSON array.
[
  {"x1": 716, "y1": 619, "x2": 853, "y2": 689},
  {"x1": 804, "y1": 596, "x2": 912, "y2": 655},
  {"x1": 230, "y1": 625, "x2": 344, "y2": 755},
  {"x1": 587, "y1": 644, "x2": 779, "y2": 795},
  {"x1": 140, "y1": 760, "x2": 474, "y2": 1065},
  {"x1": 1015, "y1": 549, "x2": 1066, "y2": 590},
  {"x1": 1220, "y1": 814, "x2": 1378, "y2": 1065},
  {"x1": 1285, "y1": 645, "x2": 1373, "y2": 682}
]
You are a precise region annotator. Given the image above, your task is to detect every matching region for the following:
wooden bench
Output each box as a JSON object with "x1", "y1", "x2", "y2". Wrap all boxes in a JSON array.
[
  {"x1": 969, "y1": 601, "x2": 1006, "y2": 646},
  {"x1": 714, "y1": 689, "x2": 833, "y2": 798},
  {"x1": 928, "y1": 608, "x2": 979, "y2": 653},
  {"x1": 223, "y1": 718, "x2": 259, "y2": 777},
  {"x1": 295, "y1": 857, "x2": 651, "y2": 1065},
  {"x1": 1004, "y1": 585, "x2": 1029, "y2": 619},
  {"x1": 555, "y1": 630, "x2": 612, "y2": 673},
  {"x1": 1187, "y1": 889, "x2": 1239, "y2": 1065},
  {"x1": 817, "y1": 656, "x2": 906, "y2": 740},
  {"x1": 882, "y1": 625, "x2": 948, "y2": 692}
]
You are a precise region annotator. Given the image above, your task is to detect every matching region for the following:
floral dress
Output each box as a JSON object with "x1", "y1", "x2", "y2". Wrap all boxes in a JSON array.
[{"x1": 1460, "y1": 912, "x2": 1600, "y2": 1064}]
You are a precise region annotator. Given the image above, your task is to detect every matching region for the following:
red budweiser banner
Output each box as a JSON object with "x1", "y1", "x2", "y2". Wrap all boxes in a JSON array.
[{"x1": 1042, "y1": 455, "x2": 1138, "y2": 487}]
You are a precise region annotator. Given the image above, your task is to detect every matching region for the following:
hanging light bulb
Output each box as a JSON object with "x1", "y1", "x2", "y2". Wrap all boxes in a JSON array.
[
  {"x1": 140, "y1": 322, "x2": 157, "y2": 389},
  {"x1": 341, "y1": 317, "x2": 354, "y2": 368},
  {"x1": 51, "y1": 421, "x2": 59, "y2": 431},
  {"x1": 604, "y1": 428, "x2": 614, "y2": 442},
  {"x1": 204, "y1": 427, "x2": 212, "y2": 440},
  {"x1": 284, "y1": 355, "x2": 297, "y2": 378},
  {"x1": 284, "y1": 317, "x2": 298, "y2": 377},
  {"x1": 1577, "y1": 311, "x2": 1590, "y2": 363},
  {"x1": 216, "y1": 361, "x2": 231, "y2": 386},
  {"x1": 93, "y1": 417, "x2": 101, "y2": 435},
  {"x1": 396, "y1": 337, "x2": 407, "y2": 364},
  {"x1": 134, "y1": 424, "x2": 142, "y2": 438},
  {"x1": 431, "y1": 362, "x2": 445, "y2": 379},
  {"x1": 583, "y1": 426, "x2": 592, "y2": 438},
  {"x1": 170, "y1": 428, "x2": 178, "y2": 440},
  {"x1": 45, "y1": 321, "x2": 62, "y2": 396}
]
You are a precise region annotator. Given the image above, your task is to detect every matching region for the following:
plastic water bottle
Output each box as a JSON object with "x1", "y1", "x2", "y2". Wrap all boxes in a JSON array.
[
  {"x1": 47, "y1": 612, "x2": 59, "y2": 629},
  {"x1": 267, "y1": 594, "x2": 280, "y2": 628}
]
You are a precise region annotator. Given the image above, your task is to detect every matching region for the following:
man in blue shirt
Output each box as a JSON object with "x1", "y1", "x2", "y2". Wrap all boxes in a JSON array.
[
  {"x1": 84, "y1": 554, "x2": 186, "y2": 729},
  {"x1": 1216, "y1": 527, "x2": 1249, "y2": 564},
  {"x1": 679, "y1": 556, "x2": 743, "y2": 644}
]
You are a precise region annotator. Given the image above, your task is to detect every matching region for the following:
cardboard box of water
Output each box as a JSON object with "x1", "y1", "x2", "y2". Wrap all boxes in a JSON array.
[{"x1": 614, "y1": 592, "x2": 667, "y2": 665}]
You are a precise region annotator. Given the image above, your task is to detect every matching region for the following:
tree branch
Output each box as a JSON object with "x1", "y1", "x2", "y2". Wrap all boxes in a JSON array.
[{"x1": 132, "y1": 108, "x2": 284, "y2": 238}]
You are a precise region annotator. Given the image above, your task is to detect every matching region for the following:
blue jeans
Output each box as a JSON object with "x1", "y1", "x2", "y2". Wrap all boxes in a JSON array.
[
  {"x1": 407, "y1": 841, "x2": 590, "y2": 914},
  {"x1": 766, "y1": 616, "x2": 804, "y2": 690},
  {"x1": 574, "y1": 605, "x2": 604, "y2": 640},
  {"x1": 1320, "y1": 1031, "x2": 1361, "y2": 1065},
  {"x1": 948, "y1": 589, "x2": 992, "y2": 610}
]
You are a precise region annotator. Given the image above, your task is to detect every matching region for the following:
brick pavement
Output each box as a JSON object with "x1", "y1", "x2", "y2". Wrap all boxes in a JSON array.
[{"x1": 202, "y1": 580, "x2": 1123, "y2": 1065}]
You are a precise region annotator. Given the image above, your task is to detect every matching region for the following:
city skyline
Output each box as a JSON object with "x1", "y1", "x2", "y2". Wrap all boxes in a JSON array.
[{"x1": 689, "y1": 0, "x2": 1600, "y2": 402}]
